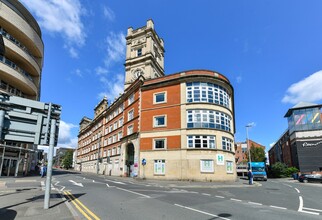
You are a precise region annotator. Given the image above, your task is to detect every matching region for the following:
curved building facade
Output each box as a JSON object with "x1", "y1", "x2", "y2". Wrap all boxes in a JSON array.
[
  {"x1": 0, "y1": 0, "x2": 43, "y2": 100},
  {"x1": 76, "y1": 20, "x2": 236, "y2": 181},
  {"x1": 139, "y1": 70, "x2": 235, "y2": 181}
]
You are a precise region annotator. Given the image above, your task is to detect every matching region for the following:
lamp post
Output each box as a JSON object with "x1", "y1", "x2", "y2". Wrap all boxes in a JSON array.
[{"x1": 246, "y1": 123, "x2": 253, "y2": 171}]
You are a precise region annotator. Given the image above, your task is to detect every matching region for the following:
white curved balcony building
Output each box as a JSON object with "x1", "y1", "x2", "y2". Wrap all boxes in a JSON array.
[{"x1": 0, "y1": 0, "x2": 43, "y2": 100}]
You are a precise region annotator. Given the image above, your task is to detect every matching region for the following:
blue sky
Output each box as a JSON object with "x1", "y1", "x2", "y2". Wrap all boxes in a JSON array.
[{"x1": 20, "y1": 0, "x2": 322, "y2": 151}]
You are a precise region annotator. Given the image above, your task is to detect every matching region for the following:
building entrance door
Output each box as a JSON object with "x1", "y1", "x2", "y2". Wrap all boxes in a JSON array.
[
  {"x1": 126, "y1": 144, "x2": 135, "y2": 177},
  {"x1": 1, "y1": 158, "x2": 18, "y2": 176}
]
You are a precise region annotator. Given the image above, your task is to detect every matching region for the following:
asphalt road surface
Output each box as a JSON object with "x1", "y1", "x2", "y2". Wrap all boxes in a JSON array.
[{"x1": 49, "y1": 170, "x2": 322, "y2": 220}]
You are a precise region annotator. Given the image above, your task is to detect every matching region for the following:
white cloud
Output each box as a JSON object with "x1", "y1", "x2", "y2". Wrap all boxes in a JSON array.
[
  {"x1": 104, "y1": 32, "x2": 126, "y2": 67},
  {"x1": 95, "y1": 66, "x2": 108, "y2": 76},
  {"x1": 20, "y1": 0, "x2": 86, "y2": 57},
  {"x1": 270, "y1": 142, "x2": 276, "y2": 147},
  {"x1": 103, "y1": 6, "x2": 115, "y2": 21},
  {"x1": 94, "y1": 32, "x2": 126, "y2": 102},
  {"x1": 282, "y1": 70, "x2": 322, "y2": 104},
  {"x1": 97, "y1": 72, "x2": 124, "y2": 101},
  {"x1": 58, "y1": 120, "x2": 78, "y2": 149},
  {"x1": 236, "y1": 76, "x2": 242, "y2": 83}
]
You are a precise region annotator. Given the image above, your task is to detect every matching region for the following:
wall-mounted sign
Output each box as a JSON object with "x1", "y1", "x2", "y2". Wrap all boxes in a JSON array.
[
  {"x1": 302, "y1": 141, "x2": 322, "y2": 148},
  {"x1": 217, "y1": 154, "x2": 224, "y2": 165}
]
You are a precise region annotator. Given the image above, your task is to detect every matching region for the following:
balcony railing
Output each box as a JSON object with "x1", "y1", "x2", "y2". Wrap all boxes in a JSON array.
[
  {"x1": 0, "y1": 55, "x2": 34, "y2": 82},
  {"x1": 0, "y1": 27, "x2": 38, "y2": 63}
]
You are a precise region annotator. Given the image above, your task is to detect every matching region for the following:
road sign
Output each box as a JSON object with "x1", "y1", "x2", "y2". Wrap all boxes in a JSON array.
[
  {"x1": 0, "y1": 93, "x2": 61, "y2": 145},
  {"x1": 142, "y1": 158, "x2": 146, "y2": 166}
]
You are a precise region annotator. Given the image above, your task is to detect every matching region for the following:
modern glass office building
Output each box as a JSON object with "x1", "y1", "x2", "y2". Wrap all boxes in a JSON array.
[{"x1": 269, "y1": 102, "x2": 322, "y2": 173}]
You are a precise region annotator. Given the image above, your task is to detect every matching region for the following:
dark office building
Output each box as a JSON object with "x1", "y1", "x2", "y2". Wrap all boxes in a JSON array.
[{"x1": 269, "y1": 102, "x2": 322, "y2": 173}]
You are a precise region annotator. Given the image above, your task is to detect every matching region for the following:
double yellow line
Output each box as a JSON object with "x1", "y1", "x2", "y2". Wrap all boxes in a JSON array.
[{"x1": 63, "y1": 190, "x2": 100, "y2": 220}]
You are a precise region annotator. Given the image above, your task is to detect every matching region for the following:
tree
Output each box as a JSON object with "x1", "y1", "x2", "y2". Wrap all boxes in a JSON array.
[
  {"x1": 245, "y1": 144, "x2": 266, "y2": 162},
  {"x1": 61, "y1": 150, "x2": 74, "y2": 169}
]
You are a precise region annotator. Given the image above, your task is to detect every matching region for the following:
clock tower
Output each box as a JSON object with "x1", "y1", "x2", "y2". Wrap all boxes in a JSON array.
[{"x1": 124, "y1": 19, "x2": 165, "y2": 90}]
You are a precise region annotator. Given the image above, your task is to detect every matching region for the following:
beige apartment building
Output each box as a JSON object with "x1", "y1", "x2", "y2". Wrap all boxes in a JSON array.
[
  {"x1": 76, "y1": 20, "x2": 236, "y2": 181},
  {"x1": 0, "y1": 0, "x2": 44, "y2": 177},
  {"x1": 0, "y1": 0, "x2": 43, "y2": 100}
]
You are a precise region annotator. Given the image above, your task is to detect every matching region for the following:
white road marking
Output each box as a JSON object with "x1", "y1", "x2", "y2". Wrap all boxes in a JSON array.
[
  {"x1": 215, "y1": 195, "x2": 225, "y2": 199},
  {"x1": 106, "y1": 183, "x2": 110, "y2": 188},
  {"x1": 69, "y1": 180, "x2": 84, "y2": 187},
  {"x1": 116, "y1": 187, "x2": 150, "y2": 198},
  {"x1": 55, "y1": 181, "x2": 60, "y2": 185},
  {"x1": 230, "y1": 198, "x2": 242, "y2": 202},
  {"x1": 299, "y1": 210, "x2": 320, "y2": 215},
  {"x1": 248, "y1": 201, "x2": 262, "y2": 206},
  {"x1": 105, "y1": 179, "x2": 126, "y2": 185},
  {"x1": 202, "y1": 193, "x2": 211, "y2": 196},
  {"x1": 174, "y1": 204, "x2": 231, "y2": 220},
  {"x1": 298, "y1": 196, "x2": 303, "y2": 212},
  {"x1": 283, "y1": 184, "x2": 293, "y2": 188},
  {"x1": 270, "y1": 205, "x2": 287, "y2": 210},
  {"x1": 303, "y1": 207, "x2": 322, "y2": 212},
  {"x1": 294, "y1": 188, "x2": 300, "y2": 193},
  {"x1": 93, "y1": 180, "x2": 95, "y2": 183}
]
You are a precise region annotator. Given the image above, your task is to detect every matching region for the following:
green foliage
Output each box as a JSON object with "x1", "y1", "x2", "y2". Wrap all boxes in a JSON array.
[
  {"x1": 285, "y1": 167, "x2": 299, "y2": 177},
  {"x1": 61, "y1": 150, "x2": 73, "y2": 169},
  {"x1": 270, "y1": 162, "x2": 298, "y2": 178},
  {"x1": 245, "y1": 145, "x2": 266, "y2": 162},
  {"x1": 271, "y1": 162, "x2": 288, "y2": 177}
]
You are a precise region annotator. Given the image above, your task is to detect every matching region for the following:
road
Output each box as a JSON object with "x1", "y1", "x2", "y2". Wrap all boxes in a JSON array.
[{"x1": 50, "y1": 170, "x2": 322, "y2": 220}]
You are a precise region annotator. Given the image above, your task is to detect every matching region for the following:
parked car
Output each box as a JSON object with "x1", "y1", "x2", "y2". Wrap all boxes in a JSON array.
[{"x1": 298, "y1": 174, "x2": 322, "y2": 183}]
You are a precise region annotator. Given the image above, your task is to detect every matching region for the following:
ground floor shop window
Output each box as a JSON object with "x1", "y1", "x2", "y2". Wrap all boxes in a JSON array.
[
  {"x1": 154, "y1": 160, "x2": 165, "y2": 175},
  {"x1": 226, "y1": 161, "x2": 233, "y2": 173},
  {"x1": 200, "y1": 159, "x2": 214, "y2": 173}
]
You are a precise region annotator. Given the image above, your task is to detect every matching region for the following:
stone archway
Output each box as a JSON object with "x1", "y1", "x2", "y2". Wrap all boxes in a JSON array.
[{"x1": 125, "y1": 143, "x2": 135, "y2": 177}]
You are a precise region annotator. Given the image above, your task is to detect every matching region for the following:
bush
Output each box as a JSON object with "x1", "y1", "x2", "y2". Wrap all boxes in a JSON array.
[
  {"x1": 271, "y1": 162, "x2": 288, "y2": 178},
  {"x1": 285, "y1": 167, "x2": 299, "y2": 177},
  {"x1": 271, "y1": 162, "x2": 298, "y2": 178}
]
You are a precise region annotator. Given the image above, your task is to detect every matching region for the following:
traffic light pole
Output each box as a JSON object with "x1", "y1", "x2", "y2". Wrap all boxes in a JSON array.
[{"x1": 44, "y1": 119, "x2": 56, "y2": 209}]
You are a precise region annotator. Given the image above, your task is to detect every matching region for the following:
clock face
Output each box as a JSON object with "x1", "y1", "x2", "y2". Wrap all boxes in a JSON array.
[{"x1": 134, "y1": 69, "x2": 143, "y2": 79}]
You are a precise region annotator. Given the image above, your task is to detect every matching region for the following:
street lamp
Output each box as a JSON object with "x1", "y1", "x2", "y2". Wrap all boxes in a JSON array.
[{"x1": 246, "y1": 123, "x2": 254, "y2": 171}]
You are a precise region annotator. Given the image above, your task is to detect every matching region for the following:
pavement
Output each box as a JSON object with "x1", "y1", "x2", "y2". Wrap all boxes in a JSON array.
[
  {"x1": 0, "y1": 175, "x2": 77, "y2": 220},
  {"x1": 0, "y1": 172, "x2": 260, "y2": 220}
]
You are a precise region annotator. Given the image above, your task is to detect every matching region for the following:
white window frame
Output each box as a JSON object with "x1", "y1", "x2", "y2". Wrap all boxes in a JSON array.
[
  {"x1": 119, "y1": 117, "x2": 123, "y2": 127},
  {"x1": 187, "y1": 135, "x2": 216, "y2": 149},
  {"x1": 128, "y1": 93, "x2": 134, "y2": 105},
  {"x1": 222, "y1": 137, "x2": 233, "y2": 151},
  {"x1": 118, "y1": 131, "x2": 122, "y2": 141},
  {"x1": 186, "y1": 82, "x2": 230, "y2": 108},
  {"x1": 187, "y1": 109, "x2": 231, "y2": 132},
  {"x1": 153, "y1": 92, "x2": 167, "y2": 104},
  {"x1": 153, "y1": 115, "x2": 166, "y2": 127},
  {"x1": 200, "y1": 159, "x2": 214, "y2": 173},
  {"x1": 153, "y1": 138, "x2": 167, "y2": 150},
  {"x1": 127, "y1": 125, "x2": 134, "y2": 135},
  {"x1": 154, "y1": 159, "x2": 165, "y2": 175},
  {"x1": 226, "y1": 160, "x2": 233, "y2": 174},
  {"x1": 128, "y1": 109, "x2": 134, "y2": 121}
]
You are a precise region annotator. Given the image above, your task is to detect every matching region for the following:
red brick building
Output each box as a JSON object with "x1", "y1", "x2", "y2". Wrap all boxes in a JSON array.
[{"x1": 76, "y1": 20, "x2": 236, "y2": 181}]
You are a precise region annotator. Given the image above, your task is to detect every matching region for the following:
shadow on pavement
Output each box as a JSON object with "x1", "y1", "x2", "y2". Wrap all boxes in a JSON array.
[{"x1": 0, "y1": 209, "x2": 17, "y2": 220}]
